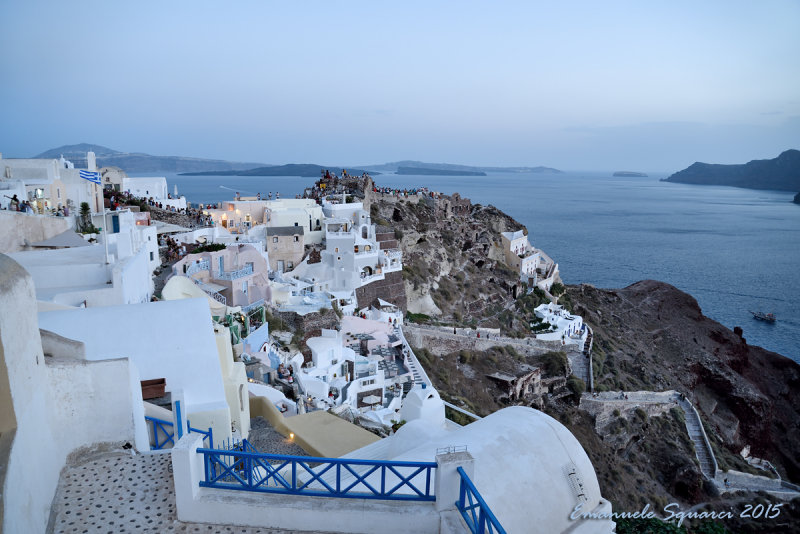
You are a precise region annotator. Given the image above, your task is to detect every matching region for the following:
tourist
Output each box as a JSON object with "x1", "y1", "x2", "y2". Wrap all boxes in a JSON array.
[{"x1": 9, "y1": 194, "x2": 19, "y2": 211}]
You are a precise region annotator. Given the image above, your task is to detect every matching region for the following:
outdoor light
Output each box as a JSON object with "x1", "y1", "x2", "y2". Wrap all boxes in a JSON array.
[{"x1": 289, "y1": 432, "x2": 295, "y2": 440}]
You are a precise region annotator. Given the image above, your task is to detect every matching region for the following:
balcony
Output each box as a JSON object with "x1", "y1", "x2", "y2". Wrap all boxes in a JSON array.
[
  {"x1": 185, "y1": 259, "x2": 210, "y2": 276},
  {"x1": 215, "y1": 264, "x2": 253, "y2": 280}
]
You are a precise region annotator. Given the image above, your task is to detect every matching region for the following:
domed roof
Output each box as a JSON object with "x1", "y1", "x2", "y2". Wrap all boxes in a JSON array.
[
  {"x1": 392, "y1": 406, "x2": 614, "y2": 533},
  {"x1": 399, "y1": 384, "x2": 445, "y2": 426}
]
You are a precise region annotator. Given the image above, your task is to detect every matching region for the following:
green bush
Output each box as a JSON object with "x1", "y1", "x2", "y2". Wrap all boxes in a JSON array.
[
  {"x1": 550, "y1": 282, "x2": 565, "y2": 296},
  {"x1": 193, "y1": 243, "x2": 226, "y2": 253},
  {"x1": 567, "y1": 376, "x2": 586, "y2": 396},
  {"x1": 541, "y1": 351, "x2": 568, "y2": 376}
]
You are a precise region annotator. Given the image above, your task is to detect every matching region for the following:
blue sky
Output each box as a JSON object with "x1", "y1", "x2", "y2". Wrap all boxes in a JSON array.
[{"x1": 1, "y1": 1, "x2": 798, "y2": 171}]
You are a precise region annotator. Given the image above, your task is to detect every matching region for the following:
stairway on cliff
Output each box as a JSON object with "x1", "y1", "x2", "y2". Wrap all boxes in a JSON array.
[{"x1": 679, "y1": 399, "x2": 717, "y2": 479}]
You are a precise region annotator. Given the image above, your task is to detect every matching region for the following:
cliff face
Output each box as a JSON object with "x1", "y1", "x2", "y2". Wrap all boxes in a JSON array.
[
  {"x1": 569, "y1": 281, "x2": 800, "y2": 482},
  {"x1": 356, "y1": 179, "x2": 800, "y2": 519},
  {"x1": 370, "y1": 193, "x2": 523, "y2": 324},
  {"x1": 663, "y1": 149, "x2": 800, "y2": 191}
]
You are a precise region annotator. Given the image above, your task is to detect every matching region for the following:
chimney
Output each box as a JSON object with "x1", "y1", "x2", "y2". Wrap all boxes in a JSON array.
[{"x1": 87, "y1": 151, "x2": 97, "y2": 171}]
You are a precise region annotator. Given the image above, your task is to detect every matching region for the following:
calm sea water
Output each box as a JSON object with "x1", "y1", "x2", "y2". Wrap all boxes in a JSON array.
[{"x1": 153, "y1": 171, "x2": 800, "y2": 361}]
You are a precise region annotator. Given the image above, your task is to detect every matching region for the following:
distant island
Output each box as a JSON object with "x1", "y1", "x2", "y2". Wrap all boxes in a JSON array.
[
  {"x1": 360, "y1": 160, "x2": 562, "y2": 174},
  {"x1": 396, "y1": 166, "x2": 485, "y2": 176},
  {"x1": 662, "y1": 149, "x2": 800, "y2": 192},
  {"x1": 32, "y1": 144, "x2": 563, "y2": 177},
  {"x1": 180, "y1": 164, "x2": 379, "y2": 178},
  {"x1": 34, "y1": 143, "x2": 268, "y2": 173},
  {"x1": 794, "y1": 192, "x2": 800, "y2": 204},
  {"x1": 612, "y1": 171, "x2": 648, "y2": 177}
]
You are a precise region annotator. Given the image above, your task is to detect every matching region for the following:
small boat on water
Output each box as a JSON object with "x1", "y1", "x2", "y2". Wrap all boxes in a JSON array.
[{"x1": 750, "y1": 311, "x2": 777, "y2": 322}]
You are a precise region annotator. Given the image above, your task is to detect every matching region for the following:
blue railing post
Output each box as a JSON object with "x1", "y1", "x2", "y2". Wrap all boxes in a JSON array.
[
  {"x1": 175, "y1": 400, "x2": 184, "y2": 439},
  {"x1": 455, "y1": 466, "x2": 506, "y2": 534}
]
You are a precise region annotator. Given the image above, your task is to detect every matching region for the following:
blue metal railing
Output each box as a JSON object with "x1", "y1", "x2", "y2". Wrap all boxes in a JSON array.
[
  {"x1": 198, "y1": 439, "x2": 436, "y2": 501},
  {"x1": 145, "y1": 416, "x2": 176, "y2": 450},
  {"x1": 144, "y1": 416, "x2": 214, "y2": 450},
  {"x1": 188, "y1": 420, "x2": 214, "y2": 449},
  {"x1": 455, "y1": 466, "x2": 506, "y2": 534}
]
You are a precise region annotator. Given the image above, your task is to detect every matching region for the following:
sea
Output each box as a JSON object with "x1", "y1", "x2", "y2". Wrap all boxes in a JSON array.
[{"x1": 149, "y1": 171, "x2": 800, "y2": 362}]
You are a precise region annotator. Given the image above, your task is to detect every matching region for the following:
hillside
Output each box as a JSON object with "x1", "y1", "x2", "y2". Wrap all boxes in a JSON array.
[
  {"x1": 33, "y1": 143, "x2": 268, "y2": 173},
  {"x1": 362, "y1": 160, "x2": 562, "y2": 174},
  {"x1": 395, "y1": 166, "x2": 486, "y2": 176},
  {"x1": 181, "y1": 163, "x2": 378, "y2": 177},
  {"x1": 362, "y1": 180, "x2": 800, "y2": 530},
  {"x1": 663, "y1": 149, "x2": 800, "y2": 192}
]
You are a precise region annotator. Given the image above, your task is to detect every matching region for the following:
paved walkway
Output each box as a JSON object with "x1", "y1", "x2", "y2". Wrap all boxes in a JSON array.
[{"x1": 48, "y1": 450, "x2": 337, "y2": 534}]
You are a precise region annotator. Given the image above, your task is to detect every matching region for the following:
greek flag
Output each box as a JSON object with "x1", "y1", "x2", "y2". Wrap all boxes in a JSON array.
[{"x1": 79, "y1": 170, "x2": 101, "y2": 184}]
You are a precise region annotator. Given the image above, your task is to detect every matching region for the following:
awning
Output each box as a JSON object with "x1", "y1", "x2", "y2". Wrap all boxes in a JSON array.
[{"x1": 29, "y1": 230, "x2": 91, "y2": 248}]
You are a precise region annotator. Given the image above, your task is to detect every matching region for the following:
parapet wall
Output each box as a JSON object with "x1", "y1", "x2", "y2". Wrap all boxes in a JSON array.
[
  {"x1": 403, "y1": 324, "x2": 563, "y2": 357},
  {"x1": 0, "y1": 211, "x2": 74, "y2": 253}
]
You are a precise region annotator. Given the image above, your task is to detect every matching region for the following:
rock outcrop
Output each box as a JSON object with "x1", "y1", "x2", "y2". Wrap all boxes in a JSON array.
[{"x1": 663, "y1": 149, "x2": 800, "y2": 192}]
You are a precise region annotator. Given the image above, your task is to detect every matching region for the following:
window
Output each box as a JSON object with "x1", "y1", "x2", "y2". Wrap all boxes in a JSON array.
[
  {"x1": 362, "y1": 379, "x2": 375, "y2": 387},
  {"x1": 273, "y1": 237, "x2": 278, "y2": 243},
  {"x1": 218, "y1": 256, "x2": 224, "y2": 272},
  {"x1": 335, "y1": 247, "x2": 339, "y2": 253},
  {"x1": 57, "y1": 188, "x2": 61, "y2": 199},
  {"x1": 294, "y1": 222, "x2": 298, "y2": 226},
  {"x1": 287, "y1": 261, "x2": 293, "y2": 269},
  {"x1": 150, "y1": 252, "x2": 154, "y2": 261},
  {"x1": 242, "y1": 281, "x2": 248, "y2": 295},
  {"x1": 294, "y1": 236, "x2": 299, "y2": 242}
]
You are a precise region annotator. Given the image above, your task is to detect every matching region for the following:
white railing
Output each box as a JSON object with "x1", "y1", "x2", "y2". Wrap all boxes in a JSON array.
[
  {"x1": 242, "y1": 299, "x2": 265, "y2": 313},
  {"x1": 191, "y1": 278, "x2": 227, "y2": 305},
  {"x1": 185, "y1": 259, "x2": 210, "y2": 276},
  {"x1": 216, "y1": 264, "x2": 253, "y2": 280},
  {"x1": 384, "y1": 249, "x2": 402, "y2": 260}
]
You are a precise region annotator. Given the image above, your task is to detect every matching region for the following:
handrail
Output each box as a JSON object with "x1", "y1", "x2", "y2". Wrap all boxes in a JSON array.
[
  {"x1": 145, "y1": 416, "x2": 175, "y2": 450},
  {"x1": 198, "y1": 440, "x2": 436, "y2": 501},
  {"x1": 216, "y1": 265, "x2": 254, "y2": 280},
  {"x1": 241, "y1": 299, "x2": 265, "y2": 313},
  {"x1": 455, "y1": 466, "x2": 506, "y2": 534},
  {"x1": 185, "y1": 259, "x2": 210, "y2": 276},
  {"x1": 145, "y1": 415, "x2": 214, "y2": 450}
]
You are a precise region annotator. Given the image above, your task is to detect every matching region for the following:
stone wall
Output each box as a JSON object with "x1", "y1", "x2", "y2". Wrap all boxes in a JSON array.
[
  {"x1": 355, "y1": 271, "x2": 407, "y2": 311},
  {"x1": 402, "y1": 324, "x2": 563, "y2": 357},
  {"x1": 275, "y1": 309, "x2": 339, "y2": 358}
]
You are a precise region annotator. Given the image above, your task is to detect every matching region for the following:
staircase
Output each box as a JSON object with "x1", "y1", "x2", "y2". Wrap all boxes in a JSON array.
[{"x1": 679, "y1": 398, "x2": 717, "y2": 479}]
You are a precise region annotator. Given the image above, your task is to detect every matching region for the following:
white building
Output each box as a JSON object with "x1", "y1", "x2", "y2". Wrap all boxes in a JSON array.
[
  {"x1": 534, "y1": 302, "x2": 587, "y2": 347},
  {"x1": 204, "y1": 198, "x2": 324, "y2": 243},
  {"x1": 339, "y1": 406, "x2": 615, "y2": 534},
  {"x1": 0, "y1": 152, "x2": 104, "y2": 214},
  {"x1": 8, "y1": 209, "x2": 157, "y2": 308},
  {"x1": 101, "y1": 166, "x2": 187, "y2": 211},
  {"x1": 0, "y1": 254, "x2": 150, "y2": 533},
  {"x1": 38, "y1": 297, "x2": 248, "y2": 443},
  {"x1": 287, "y1": 199, "x2": 402, "y2": 315},
  {"x1": 500, "y1": 229, "x2": 540, "y2": 282}
]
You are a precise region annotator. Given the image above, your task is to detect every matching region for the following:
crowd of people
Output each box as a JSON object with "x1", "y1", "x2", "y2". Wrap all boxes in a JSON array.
[{"x1": 372, "y1": 185, "x2": 439, "y2": 199}]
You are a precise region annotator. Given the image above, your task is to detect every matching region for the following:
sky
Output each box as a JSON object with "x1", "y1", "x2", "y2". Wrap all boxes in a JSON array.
[{"x1": 1, "y1": 1, "x2": 799, "y2": 171}]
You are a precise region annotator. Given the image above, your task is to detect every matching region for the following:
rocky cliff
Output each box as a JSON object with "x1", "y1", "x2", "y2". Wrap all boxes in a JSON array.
[
  {"x1": 327, "y1": 176, "x2": 800, "y2": 528},
  {"x1": 663, "y1": 149, "x2": 800, "y2": 192}
]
